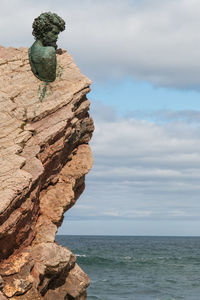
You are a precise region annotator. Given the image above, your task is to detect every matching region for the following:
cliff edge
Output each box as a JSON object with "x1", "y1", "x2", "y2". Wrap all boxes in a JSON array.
[{"x1": 0, "y1": 46, "x2": 94, "y2": 300}]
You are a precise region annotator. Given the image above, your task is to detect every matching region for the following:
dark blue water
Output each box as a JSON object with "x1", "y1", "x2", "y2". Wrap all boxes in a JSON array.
[{"x1": 56, "y1": 235, "x2": 200, "y2": 300}]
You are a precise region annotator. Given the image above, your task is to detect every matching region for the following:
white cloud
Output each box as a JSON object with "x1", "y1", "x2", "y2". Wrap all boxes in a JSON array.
[
  {"x1": 65, "y1": 105, "x2": 200, "y2": 224},
  {"x1": 1, "y1": 0, "x2": 200, "y2": 88},
  {"x1": 103, "y1": 211, "x2": 120, "y2": 217},
  {"x1": 102, "y1": 209, "x2": 152, "y2": 218}
]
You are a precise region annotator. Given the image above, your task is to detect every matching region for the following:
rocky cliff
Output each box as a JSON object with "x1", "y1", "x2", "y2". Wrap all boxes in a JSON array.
[{"x1": 0, "y1": 46, "x2": 94, "y2": 299}]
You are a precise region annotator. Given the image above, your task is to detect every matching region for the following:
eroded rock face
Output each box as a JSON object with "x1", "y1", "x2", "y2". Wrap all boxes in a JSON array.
[{"x1": 0, "y1": 46, "x2": 94, "y2": 299}]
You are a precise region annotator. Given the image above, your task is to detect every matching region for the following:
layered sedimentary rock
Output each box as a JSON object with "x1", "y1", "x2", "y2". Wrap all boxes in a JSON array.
[{"x1": 0, "y1": 46, "x2": 94, "y2": 299}]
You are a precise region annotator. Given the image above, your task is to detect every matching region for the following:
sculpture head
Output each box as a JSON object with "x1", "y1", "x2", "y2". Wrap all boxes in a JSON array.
[{"x1": 32, "y1": 12, "x2": 65, "y2": 49}]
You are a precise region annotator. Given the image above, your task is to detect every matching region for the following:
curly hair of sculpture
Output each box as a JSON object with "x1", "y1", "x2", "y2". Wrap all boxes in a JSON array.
[{"x1": 29, "y1": 12, "x2": 66, "y2": 82}]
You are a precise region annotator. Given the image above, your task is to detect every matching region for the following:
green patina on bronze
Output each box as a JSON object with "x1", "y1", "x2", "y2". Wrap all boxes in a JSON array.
[{"x1": 29, "y1": 12, "x2": 65, "y2": 82}]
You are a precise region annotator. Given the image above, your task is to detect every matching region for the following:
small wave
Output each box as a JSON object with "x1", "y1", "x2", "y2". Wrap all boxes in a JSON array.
[
  {"x1": 124, "y1": 256, "x2": 132, "y2": 260},
  {"x1": 101, "y1": 279, "x2": 108, "y2": 282},
  {"x1": 75, "y1": 254, "x2": 87, "y2": 257},
  {"x1": 77, "y1": 255, "x2": 115, "y2": 266},
  {"x1": 156, "y1": 298, "x2": 177, "y2": 300},
  {"x1": 166, "y1": 279, "x2": 177, "y2": 284}
]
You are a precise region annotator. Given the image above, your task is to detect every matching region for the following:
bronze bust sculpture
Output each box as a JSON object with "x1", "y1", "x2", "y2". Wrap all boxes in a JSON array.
[{"x1": 29, "y1": 12, "x2": 65, "y2": 82}]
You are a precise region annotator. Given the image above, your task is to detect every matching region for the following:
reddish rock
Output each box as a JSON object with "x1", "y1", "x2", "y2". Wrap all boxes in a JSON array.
[
  {"x1": 0, "y1": 292, "x2": 8, "y2": 300},
  {"x1": 0, "y1": 46, "x2": 94, "y2": 299}
]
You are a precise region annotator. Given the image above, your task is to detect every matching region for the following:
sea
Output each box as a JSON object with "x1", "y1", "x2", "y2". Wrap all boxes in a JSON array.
[{"x1": 56, "y1": 235, "x2": 200, "y2": 300}]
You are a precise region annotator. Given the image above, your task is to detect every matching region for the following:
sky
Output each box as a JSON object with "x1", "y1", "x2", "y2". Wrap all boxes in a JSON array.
[{"x1": 2, "y1": 0, "x2": 200, "y2": 236}]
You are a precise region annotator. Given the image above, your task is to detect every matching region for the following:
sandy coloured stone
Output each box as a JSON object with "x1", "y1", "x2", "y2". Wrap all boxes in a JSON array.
[{"x1": 0, "y1": 46, "x2": 94, "y2": 300}]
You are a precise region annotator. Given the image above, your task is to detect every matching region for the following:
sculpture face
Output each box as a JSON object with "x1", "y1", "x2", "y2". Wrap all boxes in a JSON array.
[
  {"x1": 29, "y1": 12, "x2": 65, "y2": 82},
  {"x1": 42, "y1": 24, "x2": 60, "y2": 49}
]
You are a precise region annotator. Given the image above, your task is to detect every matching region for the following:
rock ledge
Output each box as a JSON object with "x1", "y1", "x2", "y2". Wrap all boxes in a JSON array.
[{"x1": 0, "y1": 46, "x2": 94, "y2": 300}]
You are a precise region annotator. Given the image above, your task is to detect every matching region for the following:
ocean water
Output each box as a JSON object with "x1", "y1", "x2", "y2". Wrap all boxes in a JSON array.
[{"x1": 56, "y1": 235, "x2": 200, "y2": 300}]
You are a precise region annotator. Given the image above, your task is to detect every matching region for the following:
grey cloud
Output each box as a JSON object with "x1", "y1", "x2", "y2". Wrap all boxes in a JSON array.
[
  {"x1": 64, "y1": 105, "x2": 200, "y2": 224},
  {"x1": 127, "y1": 110, "x2": 200, "y2": 124},
  {"x1": 2, "y1": 0, "x2": 200, "y2": 88},
  {"x1": 65, "y1": 205, "x2": 200, "y2": 222},
  {"x1": 90, "y1": 100, "x2": 117, "y2": 122}
]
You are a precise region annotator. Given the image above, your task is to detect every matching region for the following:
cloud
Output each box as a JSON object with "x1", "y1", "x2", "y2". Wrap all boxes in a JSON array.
[
  {"x1": 1, "y1": 0, "x2": 200, "y2": 88},
  {"x1": 127, "y1": 110, "x2": 200, "y2": 124},
  {"x1": 63, "y1": 103, "x2": 200, "y2": 224}
]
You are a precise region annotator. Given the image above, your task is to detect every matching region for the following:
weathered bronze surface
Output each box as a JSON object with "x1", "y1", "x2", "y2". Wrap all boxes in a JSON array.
[{"x1": 29, "y1": 12, "x2": 65, "y2": 82}]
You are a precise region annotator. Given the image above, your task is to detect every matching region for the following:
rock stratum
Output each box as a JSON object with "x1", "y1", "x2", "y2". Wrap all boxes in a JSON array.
[{"x1": 0, "y1": 46, "x2": 94, "y2": 299}]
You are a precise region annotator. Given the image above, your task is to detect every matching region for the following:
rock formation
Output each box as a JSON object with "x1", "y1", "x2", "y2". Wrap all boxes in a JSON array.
[{"x1": 0, "y1": 46, "x2": 94, "y2": 299}]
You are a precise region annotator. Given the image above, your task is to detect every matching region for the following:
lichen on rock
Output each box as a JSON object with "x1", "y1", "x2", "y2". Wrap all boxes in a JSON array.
[{"x1": 0, "y1": 46, "x2": 94, "y2": 299}]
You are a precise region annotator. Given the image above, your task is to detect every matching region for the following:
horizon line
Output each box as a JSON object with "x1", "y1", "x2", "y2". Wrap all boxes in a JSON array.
[{"x1": 56, "y1": 234, "x2": 200, "y2": 237}]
